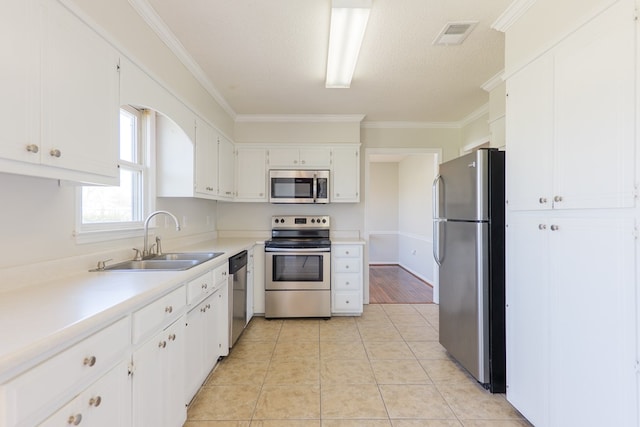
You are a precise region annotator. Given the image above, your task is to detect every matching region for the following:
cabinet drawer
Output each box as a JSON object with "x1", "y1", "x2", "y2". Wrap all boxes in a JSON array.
[
  {"x1": 1, "y1": 317, "x2": 130, "y2": 427},
  {"x1": 186, "y1": 271, "x2": 214, "y2": 306},
  {"x1": 333, "y1": 273, "x2": 362, "y2": 291},
  {"x1": 333, "y1": 245, "x2": 361, "y2": 258},
  {"x1": 332, "y1": 291, "x2": 362, "y2": 313},
  {"x1": 334, "y1": 258, "x2": 361, "y2": 274},
  {"x1": 39, "y1": 361, "x2": 131, "y2": 427},
  {"x1": 132, "y1": 286, "x2": 186, "y2": 343},
  {"x1": 213, "y1": 263, "x2": 229, "y2": 288}
]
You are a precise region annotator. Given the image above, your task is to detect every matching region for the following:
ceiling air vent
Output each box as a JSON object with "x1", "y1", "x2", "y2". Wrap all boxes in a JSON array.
[{"x1": 433, "y1": 21, "x2": 478, "y2": 45}]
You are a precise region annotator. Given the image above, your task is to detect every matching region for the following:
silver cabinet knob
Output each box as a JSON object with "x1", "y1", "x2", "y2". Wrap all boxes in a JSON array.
[
  {"x1": 50, "y1": 148, "x2": 62, "y2": 158},
  {"x1": 25, "y1": 144, "x2": 39, "y2": 153},
  {"x1": 83, "y1": 356, "x2": 97, "y2": 367},
  {"x1": 538, "y1": 224, "x2": 547, "y2": 230},
  {"x1": 88, "y1": 396, "x2": 102, "y2": 407},
  {"x1": 67, "y1": 414, "x2": 82, "y2": 425},
  {"x1": 158, "y1": 340, "x2": 167, "y2": 348},
  {"x1": 345, "y1": 300, "x2": 350, "y2": 304},
  {"x1": 554, "y1": 196, "x2": 563, "y2": 202},
  {"x1": 550, "y1": 225, "x2": 559, "y2": 231},
  {"x1": 165, "y1": 306, "x2": 173, "y2": 313},
  {"x1": 539, "y1": 197, "x2": 547, "y2": 204},
  {"x1": 168, "y1": 333, "x2": 176, "y2": 341}
]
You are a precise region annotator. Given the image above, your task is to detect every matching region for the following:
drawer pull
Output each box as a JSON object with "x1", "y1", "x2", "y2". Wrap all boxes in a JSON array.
[
  {"x1": 89, "y1": 396, "x2": 102, "y2": 407},
  {"x1": 345, "y1": 281, "x2": 350, "y2": 286},
  {"x1": 50, "y1": 148, "x2": 62, "y2": 158},
  {"x1": 158, "y1": 340, "x2": 167, "y2": 348},
  {"x1": 83, "y1": 356, "x2": 97, "y2": 367},
  {"x1": 345, "y1": 265, "x2": 349, "y2": 269},
  {"x1": 345, "y1": 250, "x2": 350, "y2": 255},
  {"x1": 168, "y1": 333, "x2": 176, "y2": 341},
  {"x1": 25, "y1": 144, "x2": 39, "y2": 153},
  {"x1": 67, "y1": 414, "x2": 82, "y2": 425},
  {"x1": 201, "y1": 306, "x2": 207, "y2": 313},
  {"x1": 345, "y1": 300, "x2": 350, "y2": 304},
  {"x1": 202, "y1": 283, "x2": 208, "y2": 289},
  {"x1": 165, "y1": 305, "x2": 173, "y2": 313}
]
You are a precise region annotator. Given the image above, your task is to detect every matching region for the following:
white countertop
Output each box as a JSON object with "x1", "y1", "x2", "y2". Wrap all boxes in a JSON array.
[{"x1": 0, "y1": 238, "x2": 259, "y2": 382}]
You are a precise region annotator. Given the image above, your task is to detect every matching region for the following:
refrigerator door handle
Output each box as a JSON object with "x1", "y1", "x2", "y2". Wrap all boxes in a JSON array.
[{"x1": 432, "y1": 175, "x2": 444, "y2": 266}]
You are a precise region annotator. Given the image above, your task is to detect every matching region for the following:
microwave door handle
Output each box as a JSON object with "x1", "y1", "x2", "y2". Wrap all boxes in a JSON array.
[{"x1": 313, "y1": 175, "x2": 318, "y2": 203}]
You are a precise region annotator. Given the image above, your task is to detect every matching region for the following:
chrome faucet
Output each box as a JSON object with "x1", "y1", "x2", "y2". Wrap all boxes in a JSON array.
[{"x1": 142, "y1": 210, "x2": 181, "y2": 258}]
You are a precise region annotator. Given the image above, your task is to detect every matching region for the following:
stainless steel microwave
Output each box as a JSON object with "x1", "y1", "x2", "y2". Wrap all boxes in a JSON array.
[{"x1": 269, "y1": 170, "x2": 329, "y2": 204}]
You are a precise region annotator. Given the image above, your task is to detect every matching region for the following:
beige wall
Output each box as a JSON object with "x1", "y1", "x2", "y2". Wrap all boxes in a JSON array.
[
  {"x1": 460, "y1": 112, "x2": 490, "y2": 150},
  {"x1": 362, "y1": 126, "x2": 461, "y2": 162}
]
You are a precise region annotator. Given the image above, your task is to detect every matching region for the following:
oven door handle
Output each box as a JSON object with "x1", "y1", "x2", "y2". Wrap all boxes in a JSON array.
[{"x1": 265, "y1": 247, "x2": 331, "y2": 253}]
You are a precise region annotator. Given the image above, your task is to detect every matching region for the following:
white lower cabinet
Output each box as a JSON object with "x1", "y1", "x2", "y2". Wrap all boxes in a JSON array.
[
  {"x1": 40, "y1": 361, "x2": 131, "y2": 427},
  {"x1": 331, "y1": 244, "x2": 363, "y2": 315},
  {"x1": 246, "y1": 248, "x2": 255, "y2": 324},
  {"x1": 132, "y1": 316, "x2": 186, "y2": 427},
  {"x1": 506, "y1": 213, "x2": 637, "y2": 426}
]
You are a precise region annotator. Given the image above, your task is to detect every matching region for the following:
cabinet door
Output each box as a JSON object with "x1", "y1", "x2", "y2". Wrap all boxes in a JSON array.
[
  {"x1": 41, "y1": 0, "x2": 119, "y2": 181},
  {"x1": 133, "y1": 317, "x2": 186, "y2": 427},
  {"x1": 218, "y1": 135, "x2": 235, "y2": 200},
  {"x1": 505, "y1": 213, "x2": 550, "y2": 426},
  {"x1": 195, "y1": 119, "x2": 218, "y2": 197},
  {"x1": 0, "y1": 0, "x2": 39, "y2": 164},
  {"x1": 505, "y1": 55, "x2": 554, "y2": 211},
  {"x1": 300, "y1": 147, "x2": 331, "y2": 168},
  {"x1": 246, "y1": 249, "x2": 255, "y2": 324},
  {"x1": 268, "y1": 147, "x2": 300, "y2": 167},
  {"x1": 548, "y1": 216, "x2": 636, "y2": 426},
  {"x1": 214, "y1": 284, "x2": 229, "y2": 358},
  {"x1": 185, "y1": 305, "x2": 205, "y2": 402},
  {"x1": 553, "y1": 0, "x2": 636, "y2": 210},
  {"x1": 235, "y1": 147, "x2": 267, "y2": 201},
  {"x1": 331, "y1": 147, "x2": 360, "y2": 202}
]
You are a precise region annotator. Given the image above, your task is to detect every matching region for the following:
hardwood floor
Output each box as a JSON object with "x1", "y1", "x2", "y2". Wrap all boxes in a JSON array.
[{"x1": 369, "y1": 264, "x2": 434, "y2": 304}]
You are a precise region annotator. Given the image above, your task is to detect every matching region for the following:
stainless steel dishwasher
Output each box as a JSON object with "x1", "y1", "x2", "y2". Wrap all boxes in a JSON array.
[{"x1": 228, "y1": 250, "x2": 248, "y2": 347}]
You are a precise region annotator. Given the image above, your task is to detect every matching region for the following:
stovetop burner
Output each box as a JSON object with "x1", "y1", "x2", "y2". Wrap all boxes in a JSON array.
[{"x1": 265, "y1": 215, "x2": 331, "y2": 250}]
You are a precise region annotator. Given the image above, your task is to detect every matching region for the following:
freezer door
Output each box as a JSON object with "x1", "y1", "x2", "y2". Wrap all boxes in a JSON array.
[
  {"x1": 438, "y1": 221, "x2": 489, "y2": 383},
  {"x1": 438, "y1": 150, "x2": 489, "y2": 221}
]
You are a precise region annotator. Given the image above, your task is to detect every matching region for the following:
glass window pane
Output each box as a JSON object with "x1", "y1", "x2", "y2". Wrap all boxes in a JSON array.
[
  {"x1": 82, "y1": 168, "x2": 141, "y2": 224},
  {"x1": 119, "y1": 109, "x2": 136, "y2": 163}
]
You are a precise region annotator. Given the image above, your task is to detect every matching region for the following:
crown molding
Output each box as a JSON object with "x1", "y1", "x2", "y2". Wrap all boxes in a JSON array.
[
  {"x1": 235, "y1": 114, "x2": 366, "y2": 123},
  {"x1": 492, "y1": 0, "x2": 537, "y2": 32},
  {"x1": 361, "y1": 121, "x2": 460, "y2": 129},
  {"x1": 481, "y1": 71, "x2": 505, "y2": 92},
  {"x1": 458, "y1": 103, "x2": 490, "y2": 127},
  {"x1": 128, "y1": 0, "x2": 237, "y2": 120}
]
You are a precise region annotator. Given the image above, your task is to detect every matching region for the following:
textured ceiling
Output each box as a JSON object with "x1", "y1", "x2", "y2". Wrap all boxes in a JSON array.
[{"x1": 144, "y1": 0, "x2": 510, "y2": 123}]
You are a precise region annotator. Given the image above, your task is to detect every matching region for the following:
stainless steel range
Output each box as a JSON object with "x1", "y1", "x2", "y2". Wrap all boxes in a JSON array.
[{"x1": 264, "y1": 215, "x2": 331, "y2": 318}]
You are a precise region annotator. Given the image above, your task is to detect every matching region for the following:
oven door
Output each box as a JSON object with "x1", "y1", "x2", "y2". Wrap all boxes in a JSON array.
[{"x1": 265, "y1": 249, "x2": 330, "y2": 290}]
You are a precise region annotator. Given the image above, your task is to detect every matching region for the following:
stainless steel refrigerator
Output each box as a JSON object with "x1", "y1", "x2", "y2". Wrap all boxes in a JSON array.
[{"x1": 432, "y1": 148, "x2": 506, "y2": 392}]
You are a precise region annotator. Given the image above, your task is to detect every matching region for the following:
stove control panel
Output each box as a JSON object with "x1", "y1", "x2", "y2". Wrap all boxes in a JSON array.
[{"x1": 272, "y1": 215, "x2": 330, "y2": 229}]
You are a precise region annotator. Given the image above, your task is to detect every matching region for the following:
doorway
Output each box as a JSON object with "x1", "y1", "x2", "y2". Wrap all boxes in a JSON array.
[{"x1": 364, "y1": 148, "x2": 441, "y2": 305}]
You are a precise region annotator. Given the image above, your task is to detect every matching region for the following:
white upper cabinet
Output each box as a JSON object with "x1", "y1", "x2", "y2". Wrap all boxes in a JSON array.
[
  {"x1": 331, "y1": 146, "x2": 360, "y2": 202},
  {"x1": 0, "y1": 0, "x2": 120, "y2": 185},
  {"x1": 268, "y1": 146, "x2": 331, "y2": 168},
  {"x1": 235, "y1": 147, "x2": 267, "y2": 201},
  {"x1": 218, "y1": 134, "x2": 235, "y2": 200},
  {"x1": 194, "y1": 118, "x2": 218, "y2": 198},
  {"x1": 506, "y1": 0, "x2": 636, "y2": 211}
]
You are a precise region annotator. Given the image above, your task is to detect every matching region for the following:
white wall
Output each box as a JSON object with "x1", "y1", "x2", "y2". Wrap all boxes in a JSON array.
[{"x1": 368, "y1": 162, "x2": 399, "y2": 263}]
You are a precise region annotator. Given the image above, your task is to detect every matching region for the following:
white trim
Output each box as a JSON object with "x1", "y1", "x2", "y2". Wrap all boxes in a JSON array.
[
  {"x1": 491, "y1": 0, "x2": 538, "y2": 32},
  {"x1": 126, "y1": 0, "x2": 237, "y2": 120},
  {"x1": 397, "y1": 231, "x2": 433, "y2": 243},
  {"x1": 362, "y1": 121, "x2": 459, "y2": 129},
  {"x1": 460, "y1": 136, "x2": 491, "y2": 155},
  {"x1": 459, "y1": 103, "x2": 490, "y2": 127},
  {"x1": 235, "y1": 114, "x2": 366, "y2": 123},
  {"x1": 481, "y1": 71, "x2": 505, "y2": 92}
]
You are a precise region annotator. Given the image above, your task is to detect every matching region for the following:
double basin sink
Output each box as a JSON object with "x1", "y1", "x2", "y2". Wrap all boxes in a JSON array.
[{"x1": 100, "y1": 252, "x2": 224, "y2": 271}]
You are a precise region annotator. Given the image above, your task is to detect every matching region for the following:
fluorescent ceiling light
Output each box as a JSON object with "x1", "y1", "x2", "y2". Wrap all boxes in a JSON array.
[{"x1": 326, "y1": 0, "x2": 372, "y2": 88}]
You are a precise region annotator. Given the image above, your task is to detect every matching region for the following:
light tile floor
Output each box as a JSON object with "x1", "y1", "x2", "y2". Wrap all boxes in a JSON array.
[{"x1": 184, "y1": 304, "x2": 532, "y2": 427}]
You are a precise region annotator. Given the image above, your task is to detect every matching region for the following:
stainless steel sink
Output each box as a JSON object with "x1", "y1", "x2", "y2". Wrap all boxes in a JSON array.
[
  {"x1": 98, "y1": 252, "x2": 224, "y2": 271},
  {"x1": 151, "y1": 252, "x2": 224, "y2": 262}
]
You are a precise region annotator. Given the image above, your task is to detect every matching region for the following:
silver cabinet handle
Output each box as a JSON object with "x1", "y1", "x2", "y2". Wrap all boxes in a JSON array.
[
  {"x1": 538, "y1": 224, "x2": 547, "y2": 230},
  {"x1": 50, "y1": 148, "x2": 62, "y2": 158},
  {"x1": 165, "y1": 306, "x2": 173, "y2": 313},
  {"x1": 83, "y1": 356, "x2": 97, "y2": 367},
  {"x1": 168, "y1": 333, "x2": 176, "y2": 341},
  {"x1": 25, "y1": 144, "x2": 39, "y2": 153},
  {"x1": 158, "y1": 341, "x2": 167, "y2": 348},
  {"x1": 67, "y1": 414, "x2": 82, "y2": 425},
  {"x1": 550, "y1": 225, "x2": 559, "y2": 231},
  {"x1": 539, "y1": 197, "x2": 547, "y2": 204},
  {"x1": 554, "y1": 196, "x2": 563, "y2": 202}
]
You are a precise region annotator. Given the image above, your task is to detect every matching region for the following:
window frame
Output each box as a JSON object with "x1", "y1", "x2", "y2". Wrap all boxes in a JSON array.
[{"x1": 75, "y1": 106, "x2": 155, "y2": 243}]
